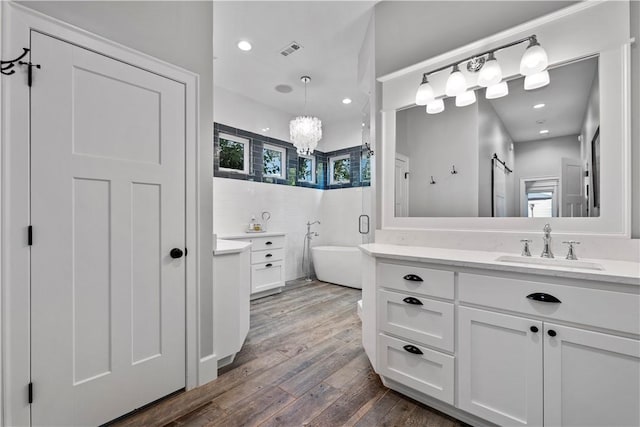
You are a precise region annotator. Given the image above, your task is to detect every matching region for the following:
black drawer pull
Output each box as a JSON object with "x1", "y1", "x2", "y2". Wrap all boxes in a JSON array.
[
  {"x1": 526, "y1": 293, "x2": 561, "y2": 303},
  {"x1": 530, "y1": 326, "x2": 539, "y2": 333},
  {"x1": 265, "y1": 241, "x2": 273, "y2": 246},
  {"x1": 265, "y1": 263, "x2": 273, "y2": 268},
  {"x1": 403, "y1": 345, "x2": 423, "y2": 355},
  {"x1": 265, "y1": 253, "x2": 273, "y2": 258},
  {"x1": 402, "y1": 297, "x2": 423, "y2": 305},
  {"x1": 403, "y1": 274, "x2": 423, "y2": 282}
]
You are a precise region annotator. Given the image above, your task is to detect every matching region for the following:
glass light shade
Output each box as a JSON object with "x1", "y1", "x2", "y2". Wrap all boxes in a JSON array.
[
  {"x1": 445, "y1": 66, "x2": 467, "y2": 97},
  {"x1": 455, "y1": 90, "x2": 476, "y2": 107},
  {"x1": 477, "y1": 57, "x2": 502, "y2": 87},
  {"x1": 524, "y1": 70, "x2": 550, "y2": 90},
  {"x1": 520, "y1": 44, "x2": 548, "y2": 76},
  {"x1": 290, "y1": 115, "x2": 322, "y2": 155},
  {"x1": 415, "y1": 81, "x2": 435, "y2": 106},
  {"x1": 485, "y1": 81, "x2": 509, "y2": 99},
  {"x1": 426, "y1": 99, "x2": 445, "y2": 114}
]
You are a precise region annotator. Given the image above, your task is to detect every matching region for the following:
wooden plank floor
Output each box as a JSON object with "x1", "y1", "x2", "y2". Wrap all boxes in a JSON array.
[{"x1": 113, "y1": 280, "x2": 464, "y2": 427}]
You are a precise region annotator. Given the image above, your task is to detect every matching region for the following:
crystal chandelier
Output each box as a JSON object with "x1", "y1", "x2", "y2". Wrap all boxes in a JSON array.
[{"x1": 290, "y1": 76, "x2": 322, "y2": 155}]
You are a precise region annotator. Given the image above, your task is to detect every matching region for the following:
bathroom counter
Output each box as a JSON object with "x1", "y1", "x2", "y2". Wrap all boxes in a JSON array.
[
  {"x1": 219, "y1": 231, "x2": 285, "y2": 239},
  {"x1": 213, "y1": 239, "x2": 251, "y2": 256},
  {"x1": 359, "y1": 243, "x2": 640, "y2": 286}
]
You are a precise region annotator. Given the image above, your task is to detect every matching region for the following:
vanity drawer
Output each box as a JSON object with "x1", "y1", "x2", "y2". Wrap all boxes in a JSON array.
[
  {"x1": 459, "y1": 273, "x2": 640, "y2": 335},
  {"x1": 251, "y1": 261, "x2": 284, "y2": 293},
  {"x1": 251, "y1": 248, "x2": 284, "y2": 264},
  {"x1": 379, "y1": 289, "x2": 454, "y2": 352},
  {"x1": 378, "y1": 333, "x2": 454, "y2": 405},
  {"x1": 250, "y1": 235, "x2": 285, "y2": 251},
  {"x1": 378, "y1": 262, "x2": 454, "y2": 300}
]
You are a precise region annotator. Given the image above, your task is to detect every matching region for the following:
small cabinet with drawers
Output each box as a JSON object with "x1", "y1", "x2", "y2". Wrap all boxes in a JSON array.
[{"x1": 220, "y1": 233, "x2": 286, "y2": 298}]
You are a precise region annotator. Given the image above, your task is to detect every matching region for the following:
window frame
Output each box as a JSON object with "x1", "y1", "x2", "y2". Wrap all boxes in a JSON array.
[
  {"x1": 218, "y1": 132, "x2": 250, "y2": 174},
  {"x1": 262, "y1": 143, "x2": 287, "y2": 179},
  {"x1": 329, "y1": 154, "x2": 351, "y2": 185},
  {"x1": 297, "y1": 154, "x2": 316, "y2": 184}
]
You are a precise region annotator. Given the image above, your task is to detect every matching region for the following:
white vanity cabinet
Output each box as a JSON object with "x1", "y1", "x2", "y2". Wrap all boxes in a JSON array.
[
  {"x1": 361, "y1": 244, "x2": 640, "y2": 427},
  {"x1": 219, "y1": 232, "x2": 286, "y2": 299}
]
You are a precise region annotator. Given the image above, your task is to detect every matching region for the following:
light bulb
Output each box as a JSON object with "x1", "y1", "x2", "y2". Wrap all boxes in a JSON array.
[
  {"x1": 477, "y1": 52, "x2": 502, "y2": 87},
  {"x1": 455, "y1": 90, "x2": 476, "y2": 107},
  {"x1": 415, "y1": 74, "x2": 435, "y2": 106},
  {"x1": 524, "y1": 70, "x2": 550, "y2": 90},
  {"x1": 485, "y1": 81, "x2": 509, "y2": 99},
  {"x1": 445, "y1": 65, "x2": 467, "y2": 97},
  {"x1": 520, "y1": 37, "x2": 548, "y2": 76},
  {"x1": 426, "y1": 98, "x2": 445, "y2": 114}
]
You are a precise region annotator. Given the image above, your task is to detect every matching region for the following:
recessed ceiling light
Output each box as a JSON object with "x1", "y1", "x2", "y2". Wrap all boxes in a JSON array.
[
  {"x1": 539, "y1": 129, "x2": 549, "y2": 134},
  {"x1": 261, "y1": 127, "x2": 270, "y2": 132},
  {"x1": 342, "y1": 98, "x2": 352, "y2": 105},
  {"x1": 361, "y1": 122, "x2": 365, "y2": 127},
  {"x1": 534, "y1": 103, "x2": 546, "y2": 109},
  {"x1": 237, "y1": 40, "x2": 252, "y2": 51}
]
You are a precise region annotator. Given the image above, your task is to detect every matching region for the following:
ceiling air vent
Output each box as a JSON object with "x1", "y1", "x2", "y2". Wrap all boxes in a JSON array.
[{"x1": 280, "y1": 41, "x2": 302, "y2": 57}]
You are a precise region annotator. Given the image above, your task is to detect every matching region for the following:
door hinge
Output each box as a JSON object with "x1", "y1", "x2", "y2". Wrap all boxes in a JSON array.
[
  {"x1": 27, "y1": 225, "x2": 33, "y2": 246},
  {"x1": 28, "y1": 382, "x2": 33, "y2": 404},
  {"x1": 184, "y1": 248, "x2": 188, "y2": 257},
  {"x1": 18, "y1": 61, "x2": 41, "y2": 87}
]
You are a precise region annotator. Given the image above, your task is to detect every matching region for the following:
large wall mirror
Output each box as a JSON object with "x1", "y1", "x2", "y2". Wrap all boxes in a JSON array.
[
  {"x1": 380, "y1": 1, "x2": 631, "y2": 236},
  {"x1": 395, "y1": 55, "x2": 600, "y2": 218}
]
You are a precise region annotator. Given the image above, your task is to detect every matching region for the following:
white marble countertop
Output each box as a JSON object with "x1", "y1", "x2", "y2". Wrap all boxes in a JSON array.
[
  {"x1": 219, "y1": 231, "x2": 285, "y2": 239},
  {"x1": 360, "y1": 243, "x2": 640, "y2": 286},
  {"x1": 213, "y1": 239, "x2": 252, "y2": 256}
]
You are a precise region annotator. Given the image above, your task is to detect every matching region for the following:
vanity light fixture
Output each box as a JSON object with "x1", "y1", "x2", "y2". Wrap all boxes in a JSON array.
[
  {"x1": 415, "y1": 73, "x2": 435, "y2": 105},
  {"x1": 237, "y1": 40, "x2": 252, "y2": 51},
  {"x1": 485, "y1": 81, "x2": 509, "y2": 99},
  {"x1": 455, "y1": 90, "x2": 476, "y2": 107},
  {"x1": 524, "y1": 70, "x2": 550, "y2": 90},
  {"x1": 534, "y1": 103, "x2": 546, "y2": 109},
  {"x1": 445, "y1": 64, "x2": 467, "y2": 97},
  {"x1": 414, "y1": 35, "x2": 549, "y2": 111},
  {"x1": 426, "y1": 98, "x2": 445, "y2": 114},
  {"x1": 477, "y1": 52, "x2": 502, "y2": 87}
]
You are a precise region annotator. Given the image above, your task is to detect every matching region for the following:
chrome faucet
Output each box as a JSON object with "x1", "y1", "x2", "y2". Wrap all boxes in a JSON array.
[
  {"x1": 520, "y1": 239, "x2": 532, "y2": 257},
  {"x1": 541, "y1": 223, "x2": 554, "y2": 258},
  {"x1": 562, "y1": 241, "x2": 580, "y2": 260}
]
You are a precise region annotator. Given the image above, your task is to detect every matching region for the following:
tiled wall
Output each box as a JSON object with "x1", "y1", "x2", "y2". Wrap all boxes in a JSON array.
[{"x1": 214, "y1": 122, "x2": 370, "y2": 190}]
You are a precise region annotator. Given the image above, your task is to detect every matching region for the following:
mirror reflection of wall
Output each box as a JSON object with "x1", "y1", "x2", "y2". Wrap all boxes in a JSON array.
[{"x1": 395, "y1": 55, "x2": 600, "y2": 218}]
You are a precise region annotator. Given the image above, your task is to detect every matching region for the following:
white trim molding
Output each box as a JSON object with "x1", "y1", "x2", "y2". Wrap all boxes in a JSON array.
[{"x1": 1, "y1": 3, "x2": 202, "y2": 425}]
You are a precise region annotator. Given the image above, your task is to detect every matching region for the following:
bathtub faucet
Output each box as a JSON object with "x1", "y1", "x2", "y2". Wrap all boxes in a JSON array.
[{"x1": 306, "y1": 220, "x2": 320, "y2": 240}]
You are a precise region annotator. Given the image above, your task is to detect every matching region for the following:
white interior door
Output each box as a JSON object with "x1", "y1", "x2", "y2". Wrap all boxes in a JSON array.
[
  {"x1": 560, "y1": 157, "x2": 585, "y2": 217},
  {"x1": 30, "y1": 32, "x2": 186, "y2": 426},
  {"x1": 394, "y1": 154, "x2": 409, "y2": 217}
]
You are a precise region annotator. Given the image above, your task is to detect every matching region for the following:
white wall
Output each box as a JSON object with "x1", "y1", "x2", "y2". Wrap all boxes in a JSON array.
[
  {"x1": 478, "y1": 97, "x2": 515, "y2": 217},
  {"x1": 320, "y1": 117, "x2": 362, "y2": 152},
  {"x1": 396, "y1": 99, "x2": 479, "y2": 217}
]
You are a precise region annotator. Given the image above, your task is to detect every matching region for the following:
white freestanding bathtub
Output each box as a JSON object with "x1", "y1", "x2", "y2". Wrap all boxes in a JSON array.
[{"x1": 311, "y1": 246, "x2": 362, "y2": 289}]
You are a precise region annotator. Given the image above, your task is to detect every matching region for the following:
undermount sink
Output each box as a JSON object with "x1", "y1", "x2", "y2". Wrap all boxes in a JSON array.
[{"x1": 495, "y1": 255, "x2": 605, "y2": 271}]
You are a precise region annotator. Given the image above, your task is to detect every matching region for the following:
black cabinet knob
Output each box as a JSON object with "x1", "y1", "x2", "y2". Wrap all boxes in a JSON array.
[
  {"x1": 265, "y1": 241, "x2": 273, "y2": 246},
  {"x1": 170, "y1": 248, "x2": 184, "y2": 259},
  {"x1": 548, "y1": 329, "x2": 557, "y2": 337},
  {"x1": 530, "y1": 326, "x2": 539, "y2": 333},
  {"x1": 265, "y1": 263, "x2": 273, "y2": 268}
]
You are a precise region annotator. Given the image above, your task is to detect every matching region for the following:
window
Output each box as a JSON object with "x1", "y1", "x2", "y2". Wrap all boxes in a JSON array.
[
  {"x1": 218, "y1": 133, "x2": 249, "y2": 174},
  {"x1": 361, "y1": 152, "x2": 371, "y2": 183},
  {"x1": 263, "y1": 144, "x2": 286, "y2": 179},
  {"x1": 297, "y1": 155, "x2": 316, "y2": 183},
  {"x1": 330, "y1": 154, "x2": 350, "y2": 185}
]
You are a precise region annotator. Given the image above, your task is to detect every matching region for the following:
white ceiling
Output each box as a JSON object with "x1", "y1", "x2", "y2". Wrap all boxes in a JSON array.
[
  {"x1": 489, "y1": 56, "x2": 598, "y2": 142},
  {"x1": 213, "y1": 1, "x2": 375, "y2": 125}
]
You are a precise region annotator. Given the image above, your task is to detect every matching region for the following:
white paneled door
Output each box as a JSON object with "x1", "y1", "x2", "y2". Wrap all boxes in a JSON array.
[{"x1": 30, "y1": 32, "x2": 186, "y2": 426}]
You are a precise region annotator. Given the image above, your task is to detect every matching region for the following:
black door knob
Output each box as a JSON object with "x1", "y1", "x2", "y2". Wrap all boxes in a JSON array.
[
  {"x1": 170, "y1": 248, "x2": 184, "y2": 259},
  {"x1": 530, "y1": 326, "x2": 539, "y2": 333},
  {"x1": 548, "y1": 329, "x2": 557, "y2": 337}
]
